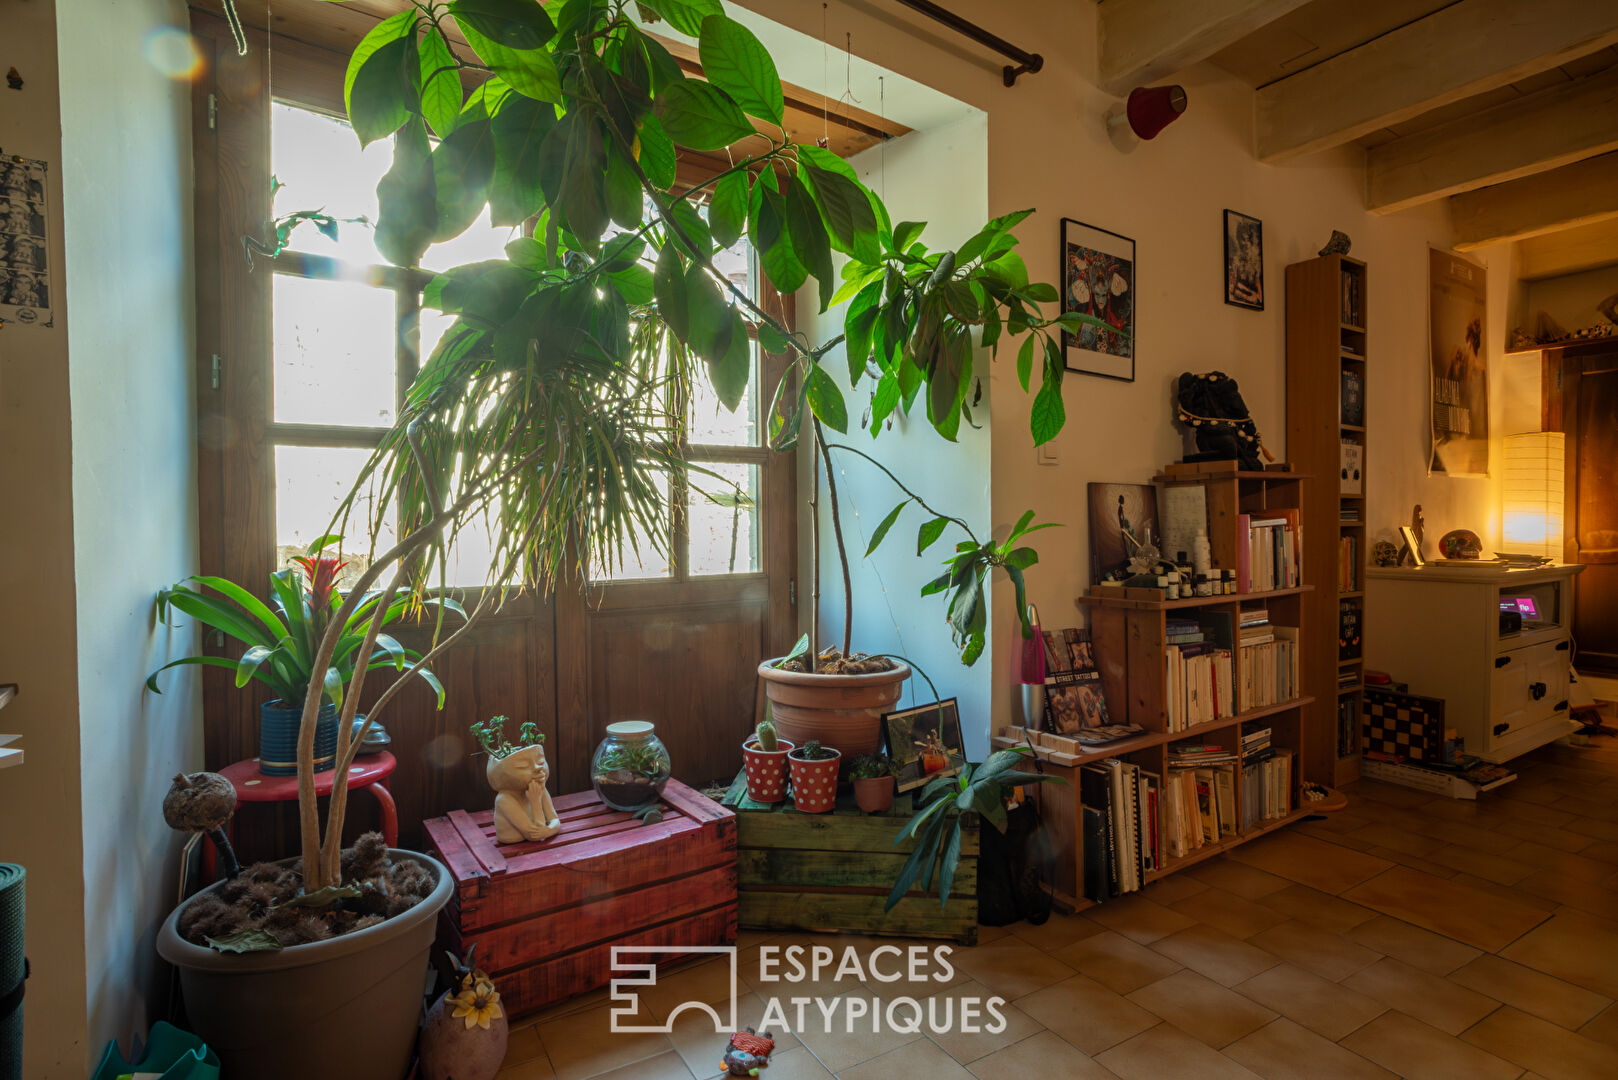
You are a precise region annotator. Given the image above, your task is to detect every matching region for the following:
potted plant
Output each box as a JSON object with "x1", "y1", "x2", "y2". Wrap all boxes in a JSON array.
[
  {"x1": 848, "y1": 753, "x2": 897, "y2": 813},
  {"x1": 591, "y1": 721, "x2": 673, "y2": 812},
  {"x1": 147, "y1": 555, "x2": 449, "y2": 775},
  {"x1": 741, "y1": 716, "x2": 795, "y2": 803},
  {"x1": 788, "y1": 740, "x2": 842, "y2": 813}
]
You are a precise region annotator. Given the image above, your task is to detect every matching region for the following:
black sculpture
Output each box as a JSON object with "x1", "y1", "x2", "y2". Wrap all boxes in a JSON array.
[{"x1": 1175, "y1": 371, "x2": 1267, "y2": 470}]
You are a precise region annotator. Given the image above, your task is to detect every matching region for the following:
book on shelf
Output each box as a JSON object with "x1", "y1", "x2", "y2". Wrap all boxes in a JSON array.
[
  {"x1": 1340, "y1": 441, "x2": 1363, "y2": 496},
  {"x1": 1043, "y1": 627, "x2": 1111, "y2": 734},
  {"x1": 1236, "y1": 511, "x2": 1301, "y2": 593},
  {"x1": 1165, "y1": 614, "x2": 1234, "y2": 732},
  {"x1": 1238, "y1": 748, "x2": 1294, "y2": 830},
  {"x1": 1339, "y1": 598, "x2": 1363, "y2": 660},
  {"x1": 1341, "y1": 267, "x2": 1363, "y2": 326},
  {"x1": 1239, "y1": 607, "x2": 1269, "y2": 628},
  {"x1": 1080, "y1": 759, "x2": 1155, "y2": 899},
  {"x1": 1237, "y1": 625, "x2": 1299, "y2": 712},
  {"x1": 1340, "y1": 369, "x2": 1364, "y2": 426},
  {"x1": 1340, "y1": 506, "x2": 1361, "y2": 522},
  {"x1": 1338, "y1": 536, "x2": 1360, "y2": 591}
]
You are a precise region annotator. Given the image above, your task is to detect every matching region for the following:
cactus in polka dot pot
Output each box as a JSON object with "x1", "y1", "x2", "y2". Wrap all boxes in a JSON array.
[
  {"x1": 787, "y1": 740, "x2": 842, "y2": 814},
  {"x1": 741, "y1": 716, "x2": 795, "y2": 804}
]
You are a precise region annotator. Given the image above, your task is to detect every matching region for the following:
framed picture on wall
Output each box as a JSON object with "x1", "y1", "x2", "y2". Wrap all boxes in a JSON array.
[
  {"x1": 1223, "y1": 209, "x2": 1263, "y2": 310},
  {"x1": 1060, "y1": 218, "x2": 1135, "y2": 381}
]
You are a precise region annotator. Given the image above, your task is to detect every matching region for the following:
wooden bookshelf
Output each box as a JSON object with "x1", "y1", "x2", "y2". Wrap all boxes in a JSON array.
[
  {"x1": 1004, "y1": 469, "x2": 1311, "y2": 909},
  {"x1": 1287, "y1": 254, "x2": 1367, "y2": 787}
]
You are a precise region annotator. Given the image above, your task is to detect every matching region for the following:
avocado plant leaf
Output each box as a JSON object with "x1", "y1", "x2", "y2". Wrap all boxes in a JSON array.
[
  {"x1": 375, "y1": 117, "x2": 436, "y2": 267},
  {"x1": 707, "y1": 311, "x2": 751, "y2": 412},
  {"x1": 708, "y1": 170, "x2": 749, "y2": 249},
  {"x1": 448, "y1": 0, "x2": 556, "y2": 50},
  {"x1": 344, "y1": 10, "x2": 416, "y2": 146},
  {"x1": 455, "y1": 19, "x2": 561, "y2": 102},
  {"x1": 805, "y1": 363, "x2": 848, "y2": 433},
  {"x1": 916, "y1": 515, "x2": 949, "y2": 555},
  {"x1": 431, "y1": 116, "x2": 497, "y2": 241},
  {"x1": 866, "y1": 500, "x2": 908, "y2": 557},
  {"x1": 641, "y1": 0, "x2": 722, "y2": 37},
  {"x1": 418, "y1": 27, "x2": 464, "y2": 137},
  {"x1": 635, "y1": 115, "x2": 677, "y2": 190},
  {"x1": 488, "y1": 93, "x2": 555, "y2": 227},
  {"x1": 697, "y1": 14, "x2": 784, "y2": 126},
  {"x1": 653, "y1": 80, "x2": 754, "y2": 151}
]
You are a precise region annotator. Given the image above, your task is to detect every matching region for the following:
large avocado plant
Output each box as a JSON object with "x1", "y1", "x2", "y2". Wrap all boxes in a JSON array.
[{"x1": 274, "y1": 0, "x2": 1104, "y2": 892}]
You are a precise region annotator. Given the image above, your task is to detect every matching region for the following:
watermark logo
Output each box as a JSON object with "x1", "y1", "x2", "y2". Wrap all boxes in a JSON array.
[{"x1": 609, "y1": 945, "x2": 738, "y2": 1034}]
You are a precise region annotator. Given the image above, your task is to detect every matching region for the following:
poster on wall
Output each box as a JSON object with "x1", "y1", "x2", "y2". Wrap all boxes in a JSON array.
[
  {"x1": 1061, "y1": 218, "x2": 1134, "y2": 381},
  {"x1": 1087, "y1": 482, "x2": 1159, "y2": 585},
  {"x1": 1223, "y1": 210, "x2": 1263, "y2": 310},
  {"x1": 0, "y1": 151, "x2": 52, "y2": 327},
  {"x1": 1428, "y1": 248, "x2": 1487, "y2": 476}
]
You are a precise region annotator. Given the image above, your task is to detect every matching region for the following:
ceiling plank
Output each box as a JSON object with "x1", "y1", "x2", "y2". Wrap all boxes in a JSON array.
[
  {"x1": 1451, "y1": 152, "x2": 1618, "y2": 251},
  {"x1": 1367, "y1": 66, "x2": 1618, "y2": 214},
  {"x1": 1097, "y1": 0, "x2": 1313, "y2": 94},
  {"x1": 1255, "y1": 0, "x2": 1618, "y2": 162},
  {"x1": 1516, "y1": 215, "x2": 1618, "y2": 280}
]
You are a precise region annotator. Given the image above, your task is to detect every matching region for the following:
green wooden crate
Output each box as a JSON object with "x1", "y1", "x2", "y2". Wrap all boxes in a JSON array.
[{"x1": 721, "y1": 772, "x2": 979, "y2": 944}]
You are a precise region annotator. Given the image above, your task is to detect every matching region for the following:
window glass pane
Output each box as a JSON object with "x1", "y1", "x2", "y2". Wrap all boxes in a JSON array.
[
  {"x1": 275, "y1": 445, "x2": 397, "y2": 588},
  {"x1": 688, "y1": 336, "x2": 759, "y2": 447},
  {"x1": 273, "y1": 275, "x2": 398, "y2": 427},
  {"x1": 689, "y1": 461, "x2": 760, "y2": 576},
  {"x1": 594, "y1": 478, "x2": 673, "y2": 582},
  {"x1": 426, "y1": 206, "x2": 519, "y2": 269}
]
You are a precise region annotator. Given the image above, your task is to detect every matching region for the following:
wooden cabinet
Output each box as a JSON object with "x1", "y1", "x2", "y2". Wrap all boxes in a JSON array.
[{"x1": 1364, "y1": 564, "x2": 1583, "y2": 762}]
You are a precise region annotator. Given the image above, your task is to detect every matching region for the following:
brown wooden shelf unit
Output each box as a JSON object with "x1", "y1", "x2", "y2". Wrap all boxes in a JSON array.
[{"x1": 1287, "y1": 253, "x2": 1367, "y2": 786}]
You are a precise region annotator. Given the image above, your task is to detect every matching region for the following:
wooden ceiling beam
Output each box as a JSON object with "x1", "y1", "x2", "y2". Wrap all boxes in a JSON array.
[
  {"x1": 1097, "y1": 0, "x2": 1312, "y2": 95},
  {"x1": 1255, "y1": 0, "x2": 1618, "y2": 162},
  {"x1": 1367, "y1": 67, "x2": 1618, "y2": 214},
  {"x1": 1516, "y1": 215, "x2": 1618, "y2": 280},
  {"x1": 1451, "y1": 151, "x2": 1618, "y2": 251}
]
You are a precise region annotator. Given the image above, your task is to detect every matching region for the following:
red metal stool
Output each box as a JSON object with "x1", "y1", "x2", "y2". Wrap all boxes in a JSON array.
[{"x1": 204, "y1": 751, "x2": 398, "y2": 878}]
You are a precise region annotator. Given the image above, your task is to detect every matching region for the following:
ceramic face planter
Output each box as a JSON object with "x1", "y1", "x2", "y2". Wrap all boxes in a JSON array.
[{"x1": 486, "y1": 744, "x2": 561, "y2": 844}]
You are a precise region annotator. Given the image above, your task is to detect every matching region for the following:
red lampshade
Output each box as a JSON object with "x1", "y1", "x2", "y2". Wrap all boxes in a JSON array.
[{"x1": 1125, "y1": 84, "x2": 1187, "y2": 140}]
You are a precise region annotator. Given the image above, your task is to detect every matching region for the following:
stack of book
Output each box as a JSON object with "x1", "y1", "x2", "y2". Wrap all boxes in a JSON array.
[
  {"x1": 1166, "y1": 618, "x2": 1203, "y2": 645},
  {"x1": 1079, "y1": 759, "x2": 1161, "y2": 903},
  {"x1": 1237, "y1": 622, "x2": 1299, "y2": 711},
  {"x1": 1163, "y1": 760, "x2": 1235, "y2": 854},
  {"x1": 1239, "y1": 746, "x2": 1294, "y2": 829},
  {"x1": 1237, "y1": 511, "x2": 1301, "y2": 592},
  {"x1": 1338, "y1": 536, "x2": 1360, "y2": 590},
  {"x1": 1167, "y1": 613, "x2": 1234, "y2": 731}
]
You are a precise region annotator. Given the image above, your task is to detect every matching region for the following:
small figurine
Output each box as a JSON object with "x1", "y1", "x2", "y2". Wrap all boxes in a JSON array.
[
  {"x1": 1319, "y1": 230, "x2": 1352, "y2": 256},
  {"x1": 1371, "y1": 540, "x2": 1399, "y2": 568},
  {"x1": 720, "y1": 1029, "x2": 775, "y2": 1077},
  {"x1": 475, "y1": 715, "x2": 561, "y2": 844},
  {"x1": 420, "y1": 945, "x2": 507, "y2": 1080},
  {"x1": 1175, "y1": 371, "x2": 1270, "y2": 470},
  {"x1": 163, "y1": 771, "x2": 241, "y2": 880}
]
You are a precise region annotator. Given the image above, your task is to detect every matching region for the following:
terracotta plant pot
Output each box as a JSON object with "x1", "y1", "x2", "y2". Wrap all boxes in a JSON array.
[
  {"x1": 741, "y1": 737, "x2": 796, "y2": 803},
  {"x1": 758, "y1": 660, "x2": 910, "y2": 762},
  {"x1": 788, "y1": 747, "x2": 842, "y2": 813},
  {"x1": 155, "y1": 849, "x2": 452, "y2": 1080},
  {"x1": 853, "y1": 775, "x2": 896, "y2": 813}
]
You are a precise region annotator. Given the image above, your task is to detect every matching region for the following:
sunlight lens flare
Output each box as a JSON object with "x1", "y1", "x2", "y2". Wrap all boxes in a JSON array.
[{"x1": 144, "y1": 28, "x2": 203, "y2": 81}]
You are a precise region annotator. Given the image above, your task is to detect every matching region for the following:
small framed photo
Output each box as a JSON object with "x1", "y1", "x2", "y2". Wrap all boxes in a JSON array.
[
  {"x1": 1399, "y1": 525, "x2": 1425, "y2": 568},
  {"x1": 1061, "y1": 218, "x2": 1135, "y2": 381},
  {"x1": 1223, "y1": 210, "x2": 1263, "y2": 310},
  {"x1": 882, "y1": 699, "x2": 964, "y2": 792}
]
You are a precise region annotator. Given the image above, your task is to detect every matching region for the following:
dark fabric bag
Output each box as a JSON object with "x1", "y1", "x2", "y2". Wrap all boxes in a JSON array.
[{"x1": 976, "y1": 796, "x2": 1055, "y2": 927}]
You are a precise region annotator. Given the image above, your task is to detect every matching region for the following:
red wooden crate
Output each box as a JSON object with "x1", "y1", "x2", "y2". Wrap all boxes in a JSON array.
[{"x1": 424, "y1": 780, "x2": 737, "y2": 1018}]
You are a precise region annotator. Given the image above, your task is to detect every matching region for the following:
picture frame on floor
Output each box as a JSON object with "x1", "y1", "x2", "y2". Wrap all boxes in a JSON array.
[
  {"x1": 882, "y1": 699, "x2": 964, "y2": 792},
  {"x1": 1061, "y1": 217, "x2": 1135, "y2": 381}
]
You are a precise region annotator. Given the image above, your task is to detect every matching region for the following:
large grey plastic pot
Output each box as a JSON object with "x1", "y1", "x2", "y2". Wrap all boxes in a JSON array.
[{"x1": 156, "y1": 849, "x2": 451, "y2": 1080}]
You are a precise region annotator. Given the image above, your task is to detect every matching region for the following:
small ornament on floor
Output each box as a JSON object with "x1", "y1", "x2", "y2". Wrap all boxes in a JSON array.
[{"x1": 720, "y1": 1028, "x2": 776, "y2": 1076}]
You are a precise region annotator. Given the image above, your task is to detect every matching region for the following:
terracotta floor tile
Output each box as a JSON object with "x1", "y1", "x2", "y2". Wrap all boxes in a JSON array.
[
  {"x1": 497, "y1": 1049, "x2": 557, "y2": 1080},
  {"x1": 1342, "y1": 866, "x2": 1550, "y2": 952},
  {"x1": 1444, "y1": 871, "x2": 1562, "y2": 913},
  {"x1": 1005, "y1": 910, "x2": 1103, "y2": 952},
  {"x1": 1346, "y1": 822, "x2": 1445, "y2": 857},
  {"x1": 1423, "y1": 843, "x2": 1537, "y2": 886},
  {"x1": 1340, "y1": 957, "x2": 1498, "y2": 1035},
  {"x1": 1149, "y1": 924, "x2": 1280, "y2": 987},
  {"x1": 1233, "y1": 963, "x2": 1386, "y2": 1041},
  {"x1": 836, "y1": 1035, "x2": 976, "y2": 1080},
  {"x1": 537, "y1": 1001, "x2": 671, "y2": 1080},
  {"x1": 1169, "y1": 886, "x2": 1288, "y2": 939},
  {"x1": 747, "y1": 1047, "x2": 833, "y2": 1079},
  {"x1": 964, "y1": 1030, "x2": 1121, "y2": 1079},
  {"x1": 1222, "y1": 1018, "x2": 1396, "y2": 1080},
  {"x1": 1496, "y1": 819, "x2": 1596, "y2": 854},
  {"x1": 1493, "y1": 798, "x2": 1579, "y2": 829},
  {"x1": 1083, "y1": 894, "x2": 1197, "y2": 944},
  {"x1": 503, "y1": 1024, "x2": 549, "y2": 1067},
  {"x1": 1581, "y1": 839, "x2": 1618, "y2": 863},
  {"x1": 1514, "y1": 870, "x2": 1618, "y2": 918},
  {"x1": 1361, "y1": 845, "x2": 1457, "y2": 877},
  {"x1": 640, "y1": 957, "x2": 739, "y2": 1023},
  {"x1": 1463, "y1": 1004, "x2": 1618, "y2": 1079},
  {"x1": 1352, "y1": 780, "x2": 1435, "y2": 808},
  {"x1": 1418, "y1": 818, "x2": 1512, "y2": 852},
  {"x1": 1247, "y1": 920, "x2": 1381, "y2": 981},
  {"x1": 1126, "y1": 970, "x2": 1276, "y2": 1048},
  {"x1": 1186, "y1": 857, "x2": 1293, "y2": 899},
  {"x1": 1054, "y1": 929, "x2": 1184, "y2": 995},
  {"x1": 1227, "y1": 832, "x2": 1393, "y2": 894},
  {"x1": 1568, "y1": 817, "x2": 1618, "y2": 843},
  {"x1": 788, "y1": 993, "x2": 923, "y2": 1073},
  {"x1": 584, "y1": 1050, "x2": 695, "y2": 1079},
  {"x1": 1500, "y1": 911, "x2": 1618, "y2": 998},
  {"x1": 1338, "y1": 1011, "x2": 1521, "y2": 1080},
  {"x1": 1256, "y1": 883, "x2": 1378, "y2": 934},
  {"x1": 1015, "y1": 974, "x2": 1161, "y2": 1055},
  {"x1": 1343, "y1": 915, "x2": 1480, "y2": 975},
  {"x1": 1580, "y1": 1002, "x2": 1618, "y2": 1049},
  {"x1": 1450, "y1": 953, "x2": 1611, "y2": 1030},
  {"x1": 1138, "y1": 871, "x2": 1209, "y2": 905},
  {"x1": 921, "y1": 980, "x2": 1045, "y2": 1065},
  {"x1": 948, "y1": 938, "x2": 1074, "y2": 1000},
  {"x1": 1095, "y1": 1022, "x2": 1264, "y2": 1080}
]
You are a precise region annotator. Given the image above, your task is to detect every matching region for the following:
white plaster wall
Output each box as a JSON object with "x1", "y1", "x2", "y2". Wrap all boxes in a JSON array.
[
  {"x1": 55, "y1": 0, "x2": 202, "y2": 1063},
  {"x1": 736, "y1": 0, "x2": 1515, "y2": 732}
]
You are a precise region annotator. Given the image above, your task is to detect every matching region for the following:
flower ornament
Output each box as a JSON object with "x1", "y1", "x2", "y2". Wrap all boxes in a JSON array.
[{"x1": 450, "y1": 980, "x2": 504, "y2": 1030}]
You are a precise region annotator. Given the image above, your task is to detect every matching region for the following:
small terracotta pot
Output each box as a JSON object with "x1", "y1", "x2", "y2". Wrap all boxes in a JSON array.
[
  {"x1": 758, "y1": 660, "x2": 910, "y2": 761},
  {"x1": 787, "y1": 747, "x2": 842, "y2": 813},
  {"x1": 853, "y1": 775, "x2": 895, "y2": 813},
  {"x1": 741, "y1": 737, "x2": 796, "y2": 803}
]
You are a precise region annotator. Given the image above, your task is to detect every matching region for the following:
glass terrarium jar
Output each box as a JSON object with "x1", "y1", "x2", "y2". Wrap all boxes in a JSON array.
[{"x1": 591, "y1": 720, "x2": 672, "y2": 811}]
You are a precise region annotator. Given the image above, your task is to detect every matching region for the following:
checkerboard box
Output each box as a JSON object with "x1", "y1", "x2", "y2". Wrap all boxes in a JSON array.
[{"x1": 1362, "y1": 685, "x2": 1450, "y2": 763}]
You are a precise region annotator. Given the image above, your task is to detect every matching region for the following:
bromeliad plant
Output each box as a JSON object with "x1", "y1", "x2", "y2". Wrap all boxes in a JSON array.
[
  {"x1": 885, "y1": 747, "x2": 1063, "y2": 910},
  {"x1": 147, "y1": 551, "x2": 454, "y2": 711},
  {"x1": 258, "y1": 0, "x2": 1113, "y2": 893}
]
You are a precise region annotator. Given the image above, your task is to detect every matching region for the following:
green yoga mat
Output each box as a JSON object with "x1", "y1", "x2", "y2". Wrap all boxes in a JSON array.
[{"x1": 0, "y1": 863, "x2": 23, "y2": 1080}]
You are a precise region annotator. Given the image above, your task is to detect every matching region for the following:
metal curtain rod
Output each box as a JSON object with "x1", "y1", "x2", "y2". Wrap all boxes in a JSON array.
[{"x1": 892, "y1": 0, "x2": 1044, "y2": 86}]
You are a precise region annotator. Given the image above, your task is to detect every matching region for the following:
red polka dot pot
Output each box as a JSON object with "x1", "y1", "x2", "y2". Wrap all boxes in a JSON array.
[
  {"x1": 787, "y1": 746, "x2": 843, "y2": 814},
  {"x1": 741, "y1": 737, "x2": 796, "y2": 804}
]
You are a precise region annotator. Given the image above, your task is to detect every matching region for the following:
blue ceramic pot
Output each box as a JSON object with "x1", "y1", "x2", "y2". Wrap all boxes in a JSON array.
[{"x1": 259, "y1": 700, "x2": 338, "y2": 776}]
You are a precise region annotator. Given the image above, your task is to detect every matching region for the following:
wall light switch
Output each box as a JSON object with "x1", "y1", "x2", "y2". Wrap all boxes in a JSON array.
[{"x1": 1038, "y1": 443, "x2": 1060, "y2": 465}]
